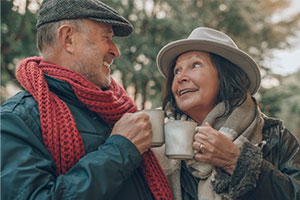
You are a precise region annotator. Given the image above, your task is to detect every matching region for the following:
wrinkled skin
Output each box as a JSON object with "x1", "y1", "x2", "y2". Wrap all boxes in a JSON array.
[{"x1": 172, "y1": 51, "x2": 240, "y2": 174}]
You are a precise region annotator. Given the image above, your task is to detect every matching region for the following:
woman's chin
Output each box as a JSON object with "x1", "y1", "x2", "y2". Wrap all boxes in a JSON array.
[{"x1": 178, "y1": 105, "x2": 194, "y2": 115}]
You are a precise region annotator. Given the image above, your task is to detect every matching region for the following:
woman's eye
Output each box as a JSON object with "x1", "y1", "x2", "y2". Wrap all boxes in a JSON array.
[
  {"x1": 193, "y1": 63, "x2": 201, "y2": 68},
  {"x1": 174, "y1": 68, "x2": 181, "y2": 75}
]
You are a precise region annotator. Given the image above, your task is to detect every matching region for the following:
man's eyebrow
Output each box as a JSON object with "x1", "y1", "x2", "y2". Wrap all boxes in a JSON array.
[
  {"x1": 103, "y1": 28, "x2": 115, "y2": 37},
  {"x1": 103, "y1": 27, "x2": 113, "y2": 33},
  {"x1": 106, "y1": 29, "x2": 113, "y2": 33}
]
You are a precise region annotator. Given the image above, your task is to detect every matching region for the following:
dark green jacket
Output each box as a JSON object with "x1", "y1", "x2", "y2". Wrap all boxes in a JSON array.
[{"x1": 1, "y1": 75, "x2": 154, "y2": 200}]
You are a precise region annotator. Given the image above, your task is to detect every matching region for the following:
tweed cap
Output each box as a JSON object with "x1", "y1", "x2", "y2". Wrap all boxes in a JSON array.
[{"x1": 37, "y1": 0, "x2": 133, "y2": 37}]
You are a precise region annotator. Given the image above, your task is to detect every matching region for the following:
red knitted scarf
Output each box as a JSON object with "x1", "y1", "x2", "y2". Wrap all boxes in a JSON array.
[{"x1": 16, "y1": 57, "x2": 173, "y2": 200}]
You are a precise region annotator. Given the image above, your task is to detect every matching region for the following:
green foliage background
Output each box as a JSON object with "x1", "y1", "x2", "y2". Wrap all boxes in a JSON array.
[{"x1": 1, "y1": 0, "x2": 300, "y2": 140}]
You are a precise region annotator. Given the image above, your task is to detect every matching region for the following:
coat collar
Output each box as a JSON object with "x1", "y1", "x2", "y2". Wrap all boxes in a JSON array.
[{"x1": 45, "y1": 74, "x2": 86, "y2": 108}]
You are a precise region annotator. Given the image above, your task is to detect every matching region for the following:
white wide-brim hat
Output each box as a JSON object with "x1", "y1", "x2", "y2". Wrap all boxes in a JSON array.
[{"x1": 156, "y1": 27, "x2": 261, "y2": 95}]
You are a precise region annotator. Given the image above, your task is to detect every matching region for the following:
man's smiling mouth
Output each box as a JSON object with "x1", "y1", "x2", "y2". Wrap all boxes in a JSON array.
[{"x1": 103, "y1": 61, "x2": 111, "y2": 68}]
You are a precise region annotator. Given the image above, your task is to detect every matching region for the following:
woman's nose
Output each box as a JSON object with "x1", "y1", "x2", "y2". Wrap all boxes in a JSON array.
[{"x1": 176, "y1": 71, "x2": 189, "y2": 83}]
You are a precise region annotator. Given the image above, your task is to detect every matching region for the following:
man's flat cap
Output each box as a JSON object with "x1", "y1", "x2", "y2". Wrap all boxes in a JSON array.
[{"x1": 36, "y1": 0, "x2": 133, "y2": 37}]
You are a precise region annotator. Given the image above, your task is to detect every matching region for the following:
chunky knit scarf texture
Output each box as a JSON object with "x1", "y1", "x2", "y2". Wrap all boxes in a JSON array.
[
  {"x1": 16, "y1": 57, "x2": 173, "y2": 200},
  {"x1": 155, "y1": 95, "x2": 264, "y2": 200}
]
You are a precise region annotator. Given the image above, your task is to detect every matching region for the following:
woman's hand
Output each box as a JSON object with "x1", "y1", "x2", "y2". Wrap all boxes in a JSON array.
[{"x1": 193, "y1": 122, "x2": 240, "y2": 175}]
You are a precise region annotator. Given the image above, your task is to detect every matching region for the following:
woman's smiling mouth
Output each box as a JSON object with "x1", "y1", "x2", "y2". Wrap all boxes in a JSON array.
[{"x1": 179, "y1": 88, "x2": 198, "y2": 96}]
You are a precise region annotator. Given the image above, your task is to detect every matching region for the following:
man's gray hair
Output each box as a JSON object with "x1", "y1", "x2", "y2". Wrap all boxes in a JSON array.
[{"x1": 36, "y1": 19, "x2": 85, "y2": 53}]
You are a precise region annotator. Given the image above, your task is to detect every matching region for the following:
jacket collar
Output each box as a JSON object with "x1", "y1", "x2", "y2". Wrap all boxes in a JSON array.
[
  {"x1": 262, "y1": 114, "x2": 282, "y2": 155},
  {"x1": 44, "y1": 74, "x2": 86, "y2": 108}
]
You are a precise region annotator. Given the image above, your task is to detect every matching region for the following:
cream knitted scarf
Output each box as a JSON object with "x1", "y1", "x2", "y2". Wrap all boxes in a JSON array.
[{"x1": 154, "y1": 94, "x2": 264, "y2": 200}]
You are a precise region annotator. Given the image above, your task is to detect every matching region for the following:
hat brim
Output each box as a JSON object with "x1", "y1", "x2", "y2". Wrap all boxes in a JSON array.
[
  {"x1": 156, "y1": 39, "x2": 261, "y2": 95},
  {"x1": 89, "y1": 17, "x2": 133, "y2": 37}
]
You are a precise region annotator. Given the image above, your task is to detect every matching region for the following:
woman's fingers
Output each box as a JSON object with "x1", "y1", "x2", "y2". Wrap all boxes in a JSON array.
[
  {"x1": 193, "y1": 123, "x2": 241, "y2": 174},
  {"x1": 193, "y1": 141, "x2": 205, "y2": 153}
]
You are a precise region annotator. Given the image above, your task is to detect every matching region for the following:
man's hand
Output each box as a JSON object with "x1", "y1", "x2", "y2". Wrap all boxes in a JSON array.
[{"x1": 111, "y1": 112, "x2": 152, "y2": 154}]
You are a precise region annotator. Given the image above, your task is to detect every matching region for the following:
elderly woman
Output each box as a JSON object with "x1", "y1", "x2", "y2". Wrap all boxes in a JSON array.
[{"x1": 155, "y1": 27, "x2": 300, "y2": 200}]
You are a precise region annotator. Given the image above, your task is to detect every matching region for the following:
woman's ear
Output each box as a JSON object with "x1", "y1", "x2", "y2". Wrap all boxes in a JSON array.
[{"x1": 57, "y1": 25, "x2": 76, "y2": 54}]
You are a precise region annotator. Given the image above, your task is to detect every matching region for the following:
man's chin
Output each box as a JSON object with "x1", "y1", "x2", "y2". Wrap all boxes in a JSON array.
[{"x1": 99, "y1": 78, "x2": 111, "y2": 90}]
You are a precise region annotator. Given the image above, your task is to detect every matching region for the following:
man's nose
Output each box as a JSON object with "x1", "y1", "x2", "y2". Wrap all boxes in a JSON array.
[{"x1": 109, "y1": 40, "x2": 120, "y2": 58}]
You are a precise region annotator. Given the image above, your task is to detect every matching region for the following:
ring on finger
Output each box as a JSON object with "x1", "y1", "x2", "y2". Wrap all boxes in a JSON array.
[{"x1": 199, "y1": 144, "x2": 204, "y2": 153}]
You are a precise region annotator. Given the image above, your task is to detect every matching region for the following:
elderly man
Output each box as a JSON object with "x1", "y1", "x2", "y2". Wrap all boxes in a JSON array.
[{"x1": 0, "y1": 0, "x2": 172, "y2": 199}]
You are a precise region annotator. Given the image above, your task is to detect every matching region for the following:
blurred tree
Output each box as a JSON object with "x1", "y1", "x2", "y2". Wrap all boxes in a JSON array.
[
  {"x1": 1, "y1": 0, "x2": 300, "y2": 110},
  {"x1": 1, "y1": 0, "x2": 40, "y2": 103},
  {"x1": 1, "y1": 0, "x2": 38, "y2": 84},
  {"x1": 101, "y1": 0, "x2": 300, "y2": 108},
  {"x1": 260, "y1": 69, "x2": 300, "y2": 141}
]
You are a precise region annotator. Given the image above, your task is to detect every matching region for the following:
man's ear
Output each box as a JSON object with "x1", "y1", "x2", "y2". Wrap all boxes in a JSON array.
[{"x1": 57, "y1": 25, "x2": 77, "y2": 54}]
